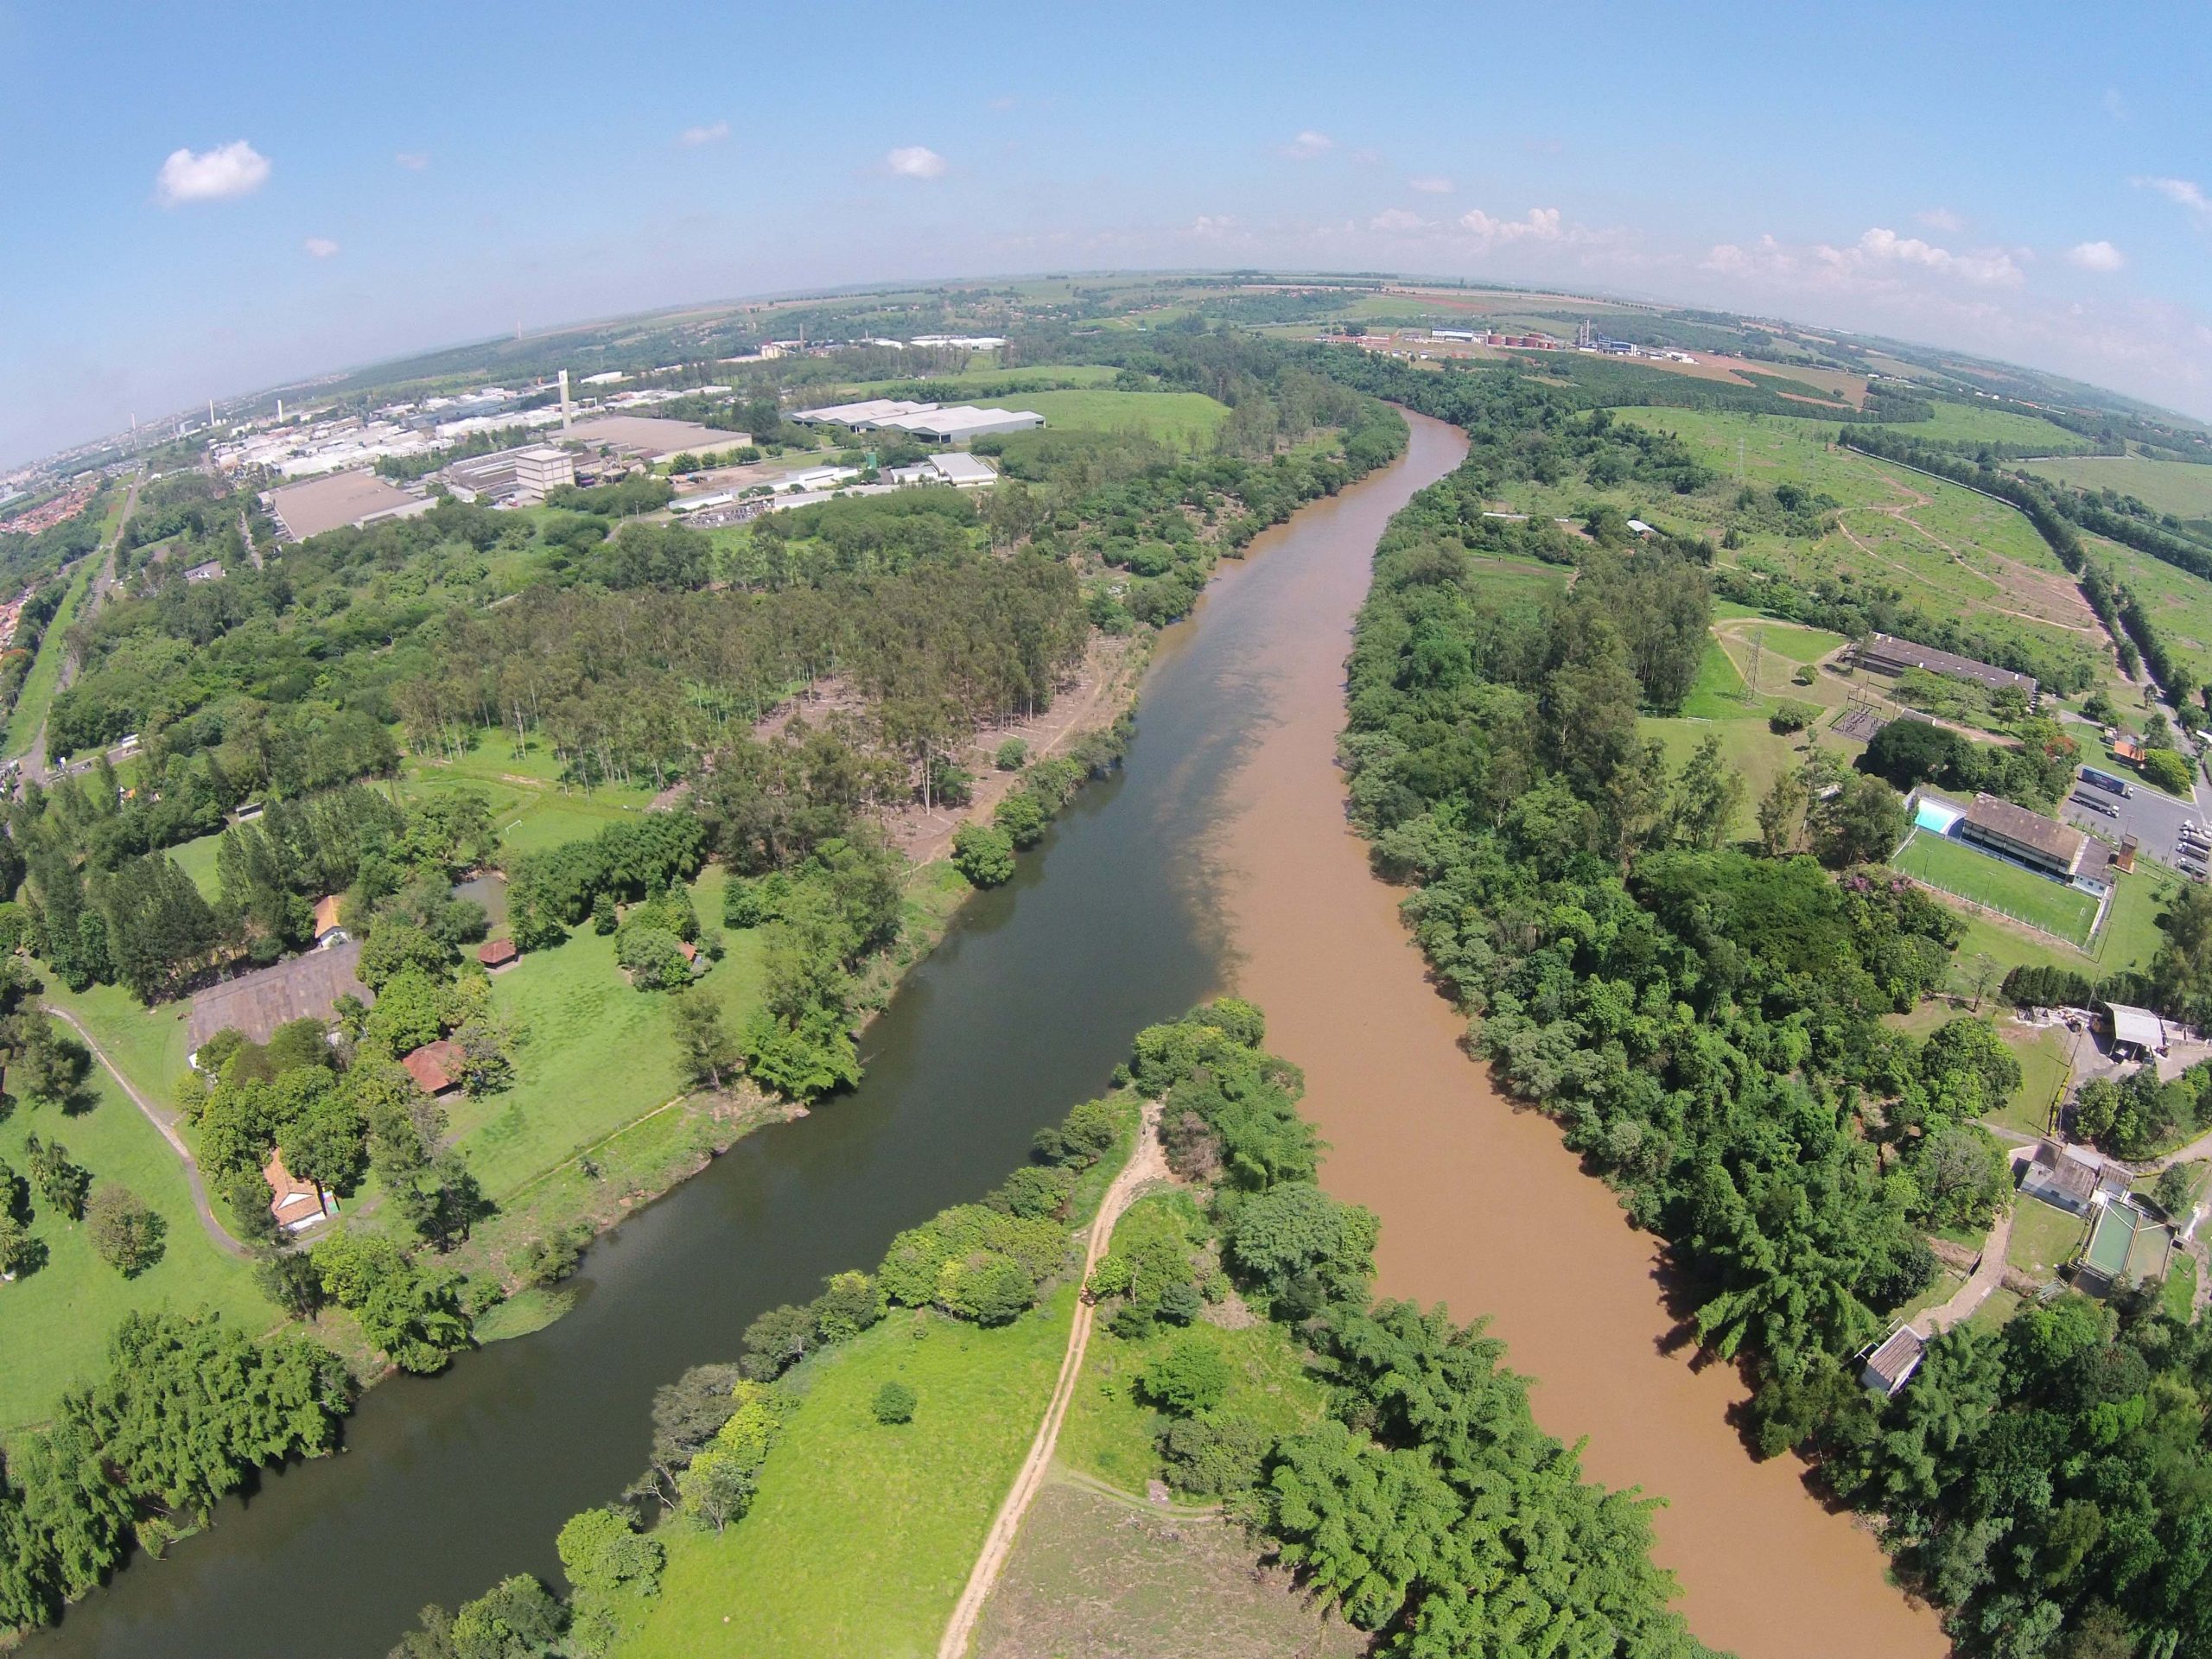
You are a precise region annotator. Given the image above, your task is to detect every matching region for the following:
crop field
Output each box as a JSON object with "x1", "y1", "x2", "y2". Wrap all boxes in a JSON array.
[
  {"x1": 621, "y1": 1289, "x2": 1073, "y2": 1658},
  {"x1": 2022, "y1": 455, "x2": 2212, "y2": 518},
  {"x1": 0, "y1": 1026, "x2": 279, "y2": 1438},
  {"x1": 1892, "y1": 830, "x2": 2101, "y2": 945}
]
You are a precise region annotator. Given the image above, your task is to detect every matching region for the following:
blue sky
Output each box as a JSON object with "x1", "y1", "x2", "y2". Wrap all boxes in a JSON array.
[{"x1": 2, "y1": 0, "x2": 2209, "y2": 466}]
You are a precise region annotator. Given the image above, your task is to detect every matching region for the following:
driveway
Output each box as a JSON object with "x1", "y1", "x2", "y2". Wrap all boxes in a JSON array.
[{"x1": 2060, "y1": 770, "x2": 2204, "y2": 876}]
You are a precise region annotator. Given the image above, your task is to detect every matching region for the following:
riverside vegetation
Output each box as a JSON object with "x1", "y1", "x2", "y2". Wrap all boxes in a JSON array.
[
  {"x1": 1331, "y1": 372, "x2": 2212, "y2": 1658},
  {"x1": 0, "y1": 340, "x2": 1409, "y2": 1640},
  {"x1": 391, "y1": 1004, "x2": 1714, "y2": 1659}
]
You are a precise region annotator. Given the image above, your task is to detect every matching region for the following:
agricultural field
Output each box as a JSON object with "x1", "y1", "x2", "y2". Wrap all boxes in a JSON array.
[
  {"x1": 620, "y1": 1288, "x2": 1074, "y2": 1658},
  {"x1": 0, "y1": 1026, "x2": 280, "y2": 1437},
  {"x1": 1891, "y1": 830, "x2": 2101, "y2": 946},
  {"x1": 2022, "y1": 454, "x2": 2212, "y2": 519},
  {"x1": 974, "y1": 1478, "x2": 1364, "y2": 1659}
]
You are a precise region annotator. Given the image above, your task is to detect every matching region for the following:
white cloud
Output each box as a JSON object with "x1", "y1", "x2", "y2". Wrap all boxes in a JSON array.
[
  {"x1": 1459, "y1": 207, "x2": 1563, "y2": 246},
  {"x1": 395, "y1": 151, "x2": 429, "y2": 171},
  {"x1": 2137, "y1": 175, "x2": 2211, "y2": 220},
  {"x1": 1370, "y1": 208, "x2": 1429, "y2": 233},
  {"x1": 678, "y1": 121, "x2": 728, "y2": 149},
  {"x1": 1916, "y1": 207, "x2": 1964, "y2": 232},
  {"x1": 1702, "y1": 226, "x2": 2022, "y2": 291},
  {"x1": 2069, "y1": 239, "x2": 2126, "y2": 271},
  {"x1": 155, "y1": 140, "x2": 270, "y2": 206},
  {"x1": 1408, "y1": 175, "x2": 1453, "y2": 194},
  {"x1": 887, "y1": 145, "x2": 946, "y2": 179},
  {"x1": 1187, "y1": 214, "x2": 1241, "y2": 238},
  {"x1": 1279, "y1": 130, "x2": 1334, "y2": 161},
  {"x1": 302, "y1": 237, "x2": 340, "y2": 259}
]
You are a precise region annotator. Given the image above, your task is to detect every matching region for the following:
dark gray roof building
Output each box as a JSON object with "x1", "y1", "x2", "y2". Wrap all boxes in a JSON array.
[
  {"x1": 187, "y1": 938, "x2": 374, "y2": 1052},
  {"x1": 1855, "y1": 632, "x2": 2037, "y2": 697}
]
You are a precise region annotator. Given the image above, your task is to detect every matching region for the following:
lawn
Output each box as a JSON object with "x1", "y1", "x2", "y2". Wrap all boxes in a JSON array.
[
  {"x1": 1676, "y1": 639, "x2": 1759, "y2": 720},
  {"x1": 0, "y1": 1020, "x2": 280, "y2": 1438},
  {"x1": 2022, "y1": 455, "x2": 2212, "y2": 520},
  {"x1": 444, "y1": 865, "x2": 767, "y2": 1201},
  {"x1": 2006, "y1": 1196, "x2": 2088, "y2": 1282},
  {"x1": 399, "y1": 732, "x2": 658, "y2": 861},
  {"x1": 1986, "y1": 1026, "x2": 2075, "y2": 1137},
  {"x1": 1015, "y1": 390, "x2": 1230, "y2": 446},
  {"x1": 618, "y1": 1288, "x2": 1075, "y2": 1658},
  {"x1": 1897, "y1": 401, "x2": 2096, "y2": 452},
  {"x1": 1892, "y1": 830, "x2": 2101, "y2": 945},
  {"x1": 168, "y1": 828, "x2": 225, "y2": 902},
  {"x1": 1642, "y1": 716, "x2": 1805, "y2": 841},
  {"x1": 2161, "y1": 1253, "x2": 2199, "y2": 1325}
]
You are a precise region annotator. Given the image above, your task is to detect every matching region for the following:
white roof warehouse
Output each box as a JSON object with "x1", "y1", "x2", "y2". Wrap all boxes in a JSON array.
[{"x1": 786, "y1": 400, "x2": 1044, "y2": 442}]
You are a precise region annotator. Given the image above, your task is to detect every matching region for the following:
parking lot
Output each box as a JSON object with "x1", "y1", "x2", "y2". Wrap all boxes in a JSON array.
[{"x1": 2061, "y1": 766, "x2": 2212, "y2": 880}]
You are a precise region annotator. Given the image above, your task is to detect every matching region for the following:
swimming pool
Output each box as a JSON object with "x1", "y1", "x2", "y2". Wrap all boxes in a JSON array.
[{"x1": 1914, "y1": 798, "x2": 1963, "y2": 834}]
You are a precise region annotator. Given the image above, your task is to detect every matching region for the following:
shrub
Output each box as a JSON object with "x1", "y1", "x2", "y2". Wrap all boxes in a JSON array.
[
  {"x1": 951, "y1": 823, "x2": 1015, "y2": 887},
  {"x1": 993, "y1": 791, "x2": 1048, "y2": 849},
  {"x1": 988, "y1": 1165, "x2": 1075, "y2": 1219},
  {"x1": 616, "y1": 925, "x2": 692, "y2": 991},
  {"x1": 1160, "y1": 1411, "x2": 1272, "y2": 1497},
  {"x1": 2141, "y1": 747, "x2": 2195, "y2": 795},
  {"x1": 1770, "y1": 701, "x2": 1815, "y2": 734},
  {"x1": 872, "y1": 1382, "x2": 916, "y2": 1425},
  {"x1": 994, "y1": 738, "x2": 1029, "y2": 771}
]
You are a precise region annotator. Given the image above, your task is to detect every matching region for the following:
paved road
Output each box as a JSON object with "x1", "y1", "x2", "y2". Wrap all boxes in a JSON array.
[
  {"x1": 43, "y1": 1002, "x2": 251, "y2": 1260},
  {"x1": 938, "y1": 1102, "x2": 1166, "y2": 1659}
]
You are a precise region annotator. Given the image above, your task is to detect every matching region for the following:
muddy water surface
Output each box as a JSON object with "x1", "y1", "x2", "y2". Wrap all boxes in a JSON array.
[{"x1": 1210, "y1": 410, "x2": 1948, "y2": 1659}]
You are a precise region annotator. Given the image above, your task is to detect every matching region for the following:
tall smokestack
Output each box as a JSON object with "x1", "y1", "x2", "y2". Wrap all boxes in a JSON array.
[{"x1": 559, "y1": 370, "x2": 572, "y2": 431}]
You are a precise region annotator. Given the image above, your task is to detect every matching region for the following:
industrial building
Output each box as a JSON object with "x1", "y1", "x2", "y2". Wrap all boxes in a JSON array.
[
  {"x1": 1958, "y1": 792, "x2": 2088, "y2": 878},
  {"x1": 1853, "y1": 632, "x2": 2037, "y2": 698},
  {"x1": 560, "y1": 414, "x2": 738, "y2": 464},
  {"x1": 785, "y1": 399, "x2": 1044, "y2": 442},
  {"x1": 264, "y1": 469, "x2": 434, "y2": 542},
  {"x1": 510, "y1": 446, "x2": 575, "y2": 504}
]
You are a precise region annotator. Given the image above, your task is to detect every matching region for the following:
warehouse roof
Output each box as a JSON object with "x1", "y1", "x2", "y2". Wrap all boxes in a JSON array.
[
  {"x1": 265, "y1": 468, "x2": 430, "y2": 541},
  {"x1": 188, "y1": 939, "x2": 373, "y2": 1052},
  {"x1": 1857, "y1": 632, "x2": 2037, "y2": 696}
]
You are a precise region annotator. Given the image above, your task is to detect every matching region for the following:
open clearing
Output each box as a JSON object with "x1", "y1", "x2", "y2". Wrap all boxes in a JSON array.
[
  {"x1": 619, "y1": 1290, "x2": 1072, "y2": 1658},
  {"x1": 401, "y1": 734, "x2": 658, "y2": 857},
  {"x1": 973, "y1": 1478, "x2": 1365, "y2": 1659},
  {"x1": 2006, "y1": 1197, "x2": 2088, "y2": 1281},
  {"x1": 1892, "y1": 830, "x2": 2101, "y2": 945},
  {"x1": 1014, "y1": 389, "x2": 1230, "y2": 444},
  {"x1": 2085, "y1": 533, "x2": 2212, "y2": 689},
  {"x1": 0, "y1": 1026, "x2": 278, "y2": 1438}
]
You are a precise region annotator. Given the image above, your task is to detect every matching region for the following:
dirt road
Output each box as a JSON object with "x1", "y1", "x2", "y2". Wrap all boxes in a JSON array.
[{"x1": 938, "y1": 1100, "x2": 1167, "y2": 1658}]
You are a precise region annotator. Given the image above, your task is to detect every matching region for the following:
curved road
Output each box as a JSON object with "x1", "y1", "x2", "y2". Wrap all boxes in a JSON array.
[
  {"x1": 42, "y1": 1002, "x2": 251, "y2": 1259},
  {"x1": 939, "y1": 1100, "x2": 1166, "y2": 1657}
]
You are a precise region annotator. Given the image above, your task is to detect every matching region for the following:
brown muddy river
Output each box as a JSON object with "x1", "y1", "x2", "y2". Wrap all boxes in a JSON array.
[{"x1": 1206, "y1": 410, "x2": 1948, "y2": 1659}]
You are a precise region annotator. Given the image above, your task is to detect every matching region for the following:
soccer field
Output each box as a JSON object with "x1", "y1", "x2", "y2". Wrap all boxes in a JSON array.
[{"x1": 1892, "y1": 830, "x2": 2101, "y2": 945}]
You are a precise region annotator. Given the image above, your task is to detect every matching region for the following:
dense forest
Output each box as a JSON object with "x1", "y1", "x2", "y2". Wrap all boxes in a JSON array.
[{"x1": 1338, "y1": 408, "x2": 2212, "y2": 1654}]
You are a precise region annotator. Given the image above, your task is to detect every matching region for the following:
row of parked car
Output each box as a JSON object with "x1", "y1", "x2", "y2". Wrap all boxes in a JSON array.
[{"x1": 2179, "y1": 821, "x2": 2209, "y2": 881}]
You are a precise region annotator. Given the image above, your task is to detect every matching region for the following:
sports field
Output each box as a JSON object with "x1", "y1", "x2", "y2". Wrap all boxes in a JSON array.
[
  {"x1": 1891, "y1": 829, "x2": 2101, "y2": 945},
  {"x1": 2083, "y1": 1200, "x2": 2171, "y2": 1283}
]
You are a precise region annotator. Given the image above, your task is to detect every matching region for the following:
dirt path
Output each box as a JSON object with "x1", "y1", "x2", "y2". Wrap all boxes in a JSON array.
[
  {"x1": 938, "y1": 1100, "x2": 1167, "y2": 1659},
  {"x1": 44, "y1": 1002, "x2": 251, "y2": 1259},
  {"x1": 1917, "y1": 1149, "x2": 2032, "y2": 1332}
]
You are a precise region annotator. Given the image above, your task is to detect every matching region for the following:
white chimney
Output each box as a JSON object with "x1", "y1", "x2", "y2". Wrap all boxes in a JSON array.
[{"x1": 559, "y1": 370, "x2": 572, "y2": 431}]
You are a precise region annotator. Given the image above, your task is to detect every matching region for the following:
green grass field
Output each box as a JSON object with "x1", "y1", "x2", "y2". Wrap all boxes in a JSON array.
[
  {"x1": 2161, "y1": 1253, "x2": 2198, "y2": 1324},
  {"x1": 2083, "y1": 534, "x2": 2212, "y2": 689},
  {"x1": 2006, "y1": 1196, "x2": 2088, "y2": 1282},
  {"x1": 1014, "y1": 389, "x2": 1230, "y2": 446},
  {"x1": 399, "y1": 734, "x2": 657, "y2": 858},
  {"x1": 1986, "y1": 1026, "x2": 2073, "y2": 1136},
  {"x1": 0, "y1": 1020, "x2": 280, "y2": 1437},
  {"x1": 1898, "y1": 402, "x2": 2096, "y2": 452},
  {"x1": 443, "y1": 866, "x2": 766, "y2": 1200},
  {"x1": 619, "y1": 1289, "x2": 1074, "y2": 1658},
  {"x1": 2022, "y1": 454, "x2": 2212, "y2": 519},
  {"x1": 1892, "y1": 830, "x2": 2101, "y2": 944},
  {"x1": 5, "y1": 547, "x2": 100, "y2": 760},
  {"x1": 169, "y1": 829, "x2": 224, "y2": 901}
]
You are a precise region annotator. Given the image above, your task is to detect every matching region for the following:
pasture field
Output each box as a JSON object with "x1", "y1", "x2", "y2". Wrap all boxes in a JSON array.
[
  {"x1": 2086, "y1": 534, "x2": 2212, "y2": 689},
  {"x1": 619, "y1": 1289, "x2": 1074, "y2": 1658},
  {"x1": 1900, "y1": 401, "x2": 2095, "y2": 452},
  {"x1": 0, "y1": 1023, "x2": 280, "y2": 1437},
  {"x1": 2021, "y1": 454, "x2": 2212, "y2": 519},
  {"x1": 400, "y1": 734, "x2": 657, "y2": 858},
  {"x1": 974, "y1": 1479, "x2": 1365, "y2": 1659},
  {"x1": 1891, "y1": 830, "x2": 2101, "y2": 945},
  {"x1": 5, "y1": 546, "x2": 100, "y2": 759},
  {"x1": 830, "y1": 365, "x2": 1122, "y2": 400}
]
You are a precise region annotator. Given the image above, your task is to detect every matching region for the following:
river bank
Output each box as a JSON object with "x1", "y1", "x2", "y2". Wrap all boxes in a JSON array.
[{"x1": 1205, "y1": 410, "x2": 1948, "y2": 1658}]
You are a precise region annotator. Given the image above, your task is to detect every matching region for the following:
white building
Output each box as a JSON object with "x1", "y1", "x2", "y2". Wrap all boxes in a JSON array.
[
  {"x1": 511, "y1": 446, "x2": 575, "y2": 504},
  {"x1": 875, "y1": 405, "x2": 1044, "y2": 442}
]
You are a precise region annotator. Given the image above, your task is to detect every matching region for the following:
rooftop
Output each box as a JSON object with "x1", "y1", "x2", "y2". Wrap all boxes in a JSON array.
[
  {"x1": 188, "y1": 938, "x2": 373, "y2": 1052},
  {"x1": 402, "y1": 1038, "x2": 467, "y2": 1096},
  {"x1": 265, "y1": 468, "x2": 430, "y2": 541},
  {"x1": 1964, "y1": 792, "x2": 2086, "y2": 866},
  {"x1": 1859, "y1": 632, "x2": 2037, "y2": 696},
  {"x1": 2106, "y1": 1001, "x2": 2167, "y2": 1052}
]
